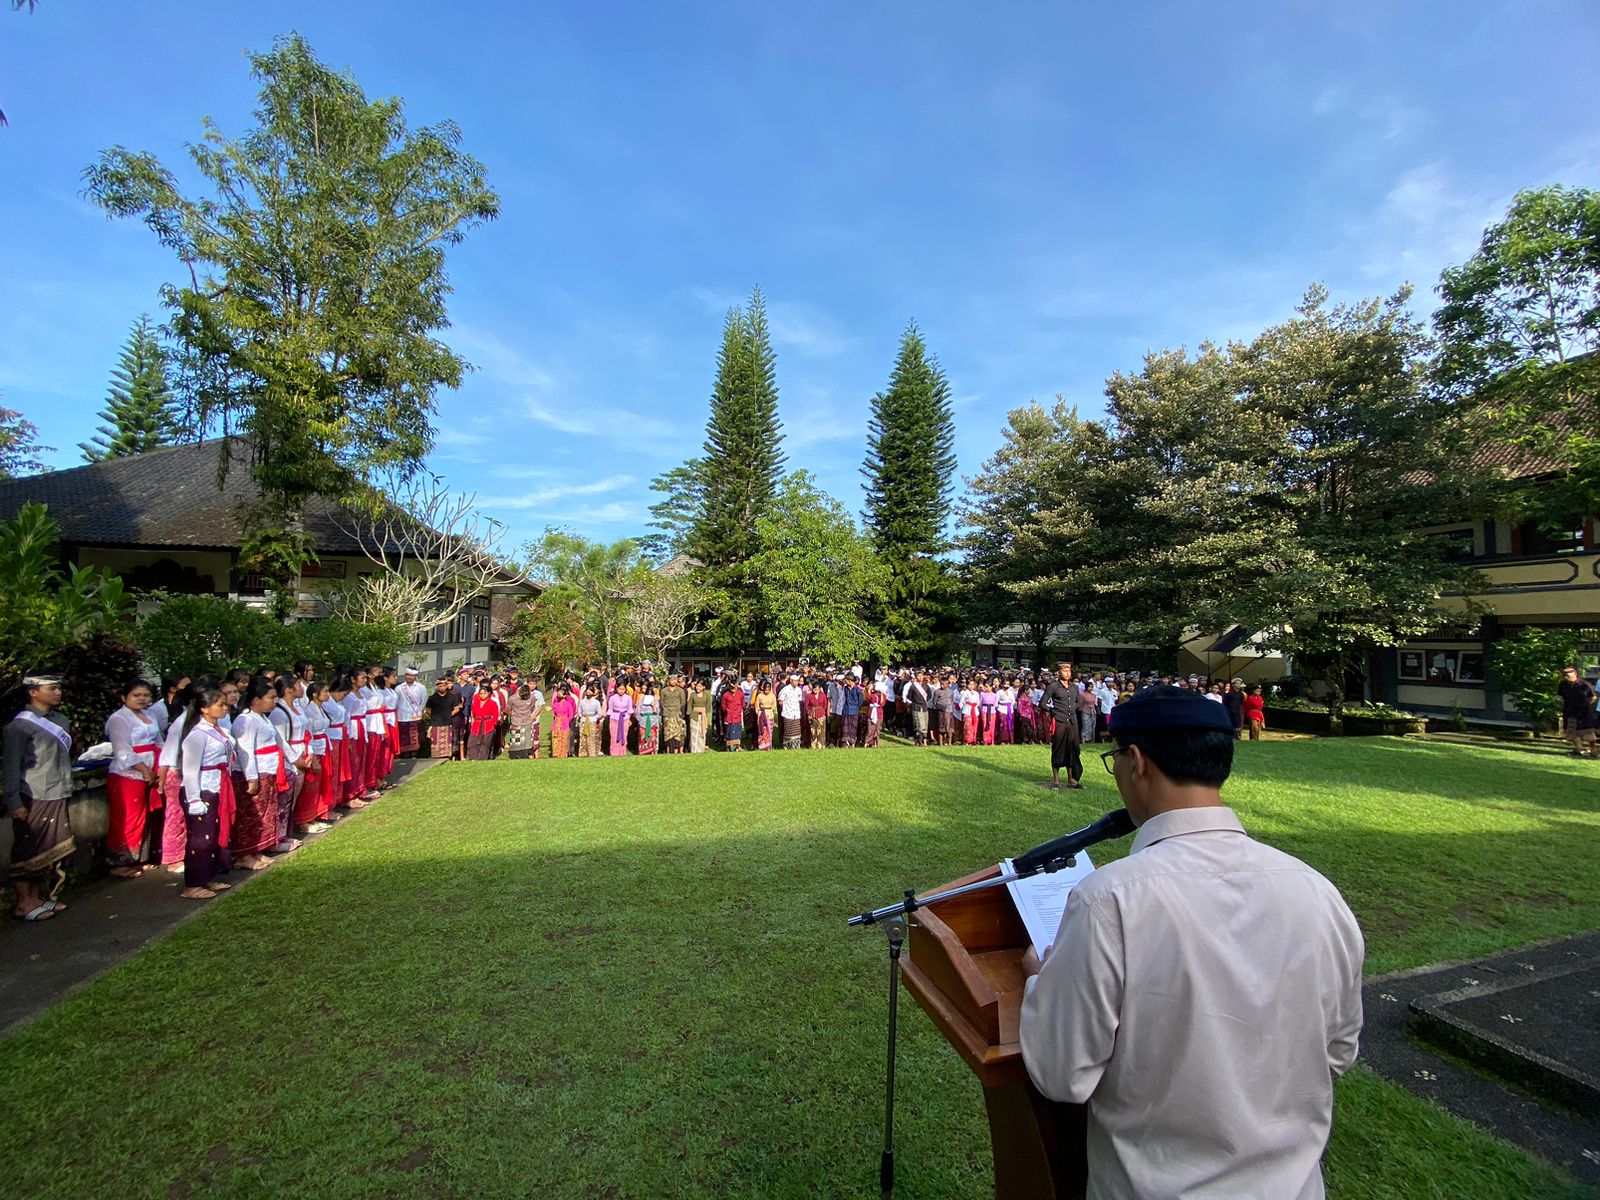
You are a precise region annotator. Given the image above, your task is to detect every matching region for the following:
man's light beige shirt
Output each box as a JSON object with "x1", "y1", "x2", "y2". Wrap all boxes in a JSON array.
[{"x1": 1020, "y1": 806, "x2": 1364, "y2": 1200}]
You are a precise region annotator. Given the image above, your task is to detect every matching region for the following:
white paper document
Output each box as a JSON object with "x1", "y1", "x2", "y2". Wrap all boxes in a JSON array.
[{"x1": 1002, "y1": 852, "x2": 1095, "y2": 956}]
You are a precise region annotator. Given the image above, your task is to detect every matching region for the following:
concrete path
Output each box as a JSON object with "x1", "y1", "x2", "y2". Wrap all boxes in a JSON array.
[
  {"x1": 0, "y1": 756, "x2": 445, "y2": 1041},
  {"x1": 1360, "y1": 930, "x2": 1600, "y2": 1188}
]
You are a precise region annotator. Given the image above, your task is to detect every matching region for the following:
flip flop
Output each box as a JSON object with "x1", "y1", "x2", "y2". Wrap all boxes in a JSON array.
[
  {"x1": 13, "y1": 904, "x2": 55, "y2": 922},
  {"x1": 43, "y1": 899, "x2": 68, "y2": 913}
]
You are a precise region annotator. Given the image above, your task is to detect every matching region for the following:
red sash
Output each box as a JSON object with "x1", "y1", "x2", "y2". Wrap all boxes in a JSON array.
[{"x1": 254, "y1": 745, "x2": 288, "y2": 790}]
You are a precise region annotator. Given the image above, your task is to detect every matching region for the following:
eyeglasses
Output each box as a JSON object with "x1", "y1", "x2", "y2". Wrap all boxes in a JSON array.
[{"x1": 1101, "y1": 746, "x2": 1132, "y2": 775}]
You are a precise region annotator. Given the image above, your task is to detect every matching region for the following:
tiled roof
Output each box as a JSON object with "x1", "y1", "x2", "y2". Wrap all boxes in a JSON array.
[
  {"x1": 1467, "y1": 440, "x2": 1569, "y2": 481},
  {"x1": 0, "y1": 439, "x2": 375, "y2": 552}
]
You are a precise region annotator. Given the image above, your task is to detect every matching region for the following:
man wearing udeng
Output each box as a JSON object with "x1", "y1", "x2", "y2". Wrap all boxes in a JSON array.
[{"x1": 1019, "y1": 685, "x2": 1364, "y2": 1199}]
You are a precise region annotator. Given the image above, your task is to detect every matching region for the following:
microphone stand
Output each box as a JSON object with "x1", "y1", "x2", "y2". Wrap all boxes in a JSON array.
[{"x1": 848, "y1": 850, "x2": 1087, "y2": 1196}]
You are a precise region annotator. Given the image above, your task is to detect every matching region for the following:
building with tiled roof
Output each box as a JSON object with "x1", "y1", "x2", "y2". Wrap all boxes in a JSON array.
[
  {"x1": 0, "y1": 439, "x2": 535, "y2": 678},
  {"x1": 1374, "y1": 417, "x2": 1600, "y2": 725}
]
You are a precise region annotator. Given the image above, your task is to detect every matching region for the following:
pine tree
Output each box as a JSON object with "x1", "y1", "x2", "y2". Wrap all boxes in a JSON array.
[
  {"x1": 690, "y1": 288, "x2": 784, "y2": 563},
  {"x1": 80, "y1": 315, "x2": 179, "y2": 461},
  {"x1": 679, "y1": 286, "x2": 785, "y2": 650},
  {"x1": 861, "y1": 321, "x2": 957, "y2": 657}
]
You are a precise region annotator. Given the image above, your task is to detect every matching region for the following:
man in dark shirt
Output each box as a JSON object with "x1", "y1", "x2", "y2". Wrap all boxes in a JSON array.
[
  {"x1": 1041, "y1": 662, "x2": 1086, "y2": 790},
  {"x1": 1557, "y1": 666, "x2": 1598, "y2": 757}
]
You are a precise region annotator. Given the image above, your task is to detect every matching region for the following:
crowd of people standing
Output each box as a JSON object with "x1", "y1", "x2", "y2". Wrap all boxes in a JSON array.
[
  {"x1": 4, "y1": 653, "x2": 1271, "y2": 923},
  {"x1": 420, "y1": 660, "x2": 1271, "y2": 762}
]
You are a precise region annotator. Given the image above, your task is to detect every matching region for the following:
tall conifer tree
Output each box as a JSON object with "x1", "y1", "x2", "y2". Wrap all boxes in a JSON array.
[
  {"x1": 861, "y1": 321, "x2": 957, "y2": 657},
  {"x1": 674, "y1": 286, "x2": 785, "y2": 650},
  {"x1": 80, "y1": 314, "x2": 179, "y2": 461}
]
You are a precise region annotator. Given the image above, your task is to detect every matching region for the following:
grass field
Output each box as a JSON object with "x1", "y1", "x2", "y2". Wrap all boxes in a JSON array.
[{"x1": 2, "y1": 737, "x2": 1597, "y2": 1198}]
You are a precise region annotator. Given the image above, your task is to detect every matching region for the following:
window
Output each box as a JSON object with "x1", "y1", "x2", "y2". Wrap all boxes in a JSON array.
[
  {"x1": 1398, "y1": 647, "x2": 1482, "y2": 686},
  {"x1": 1427, "y1": 527, "x2": 1477, "y2": 562},
  {"x1": 472, "y1": 611, "x2": 490, "y2": 642},
  {"x1": 448, "y1": 612, "x2": 470, "y2": 644},
  {"x1": 1518, "y1": 520, "x2": 1587, "y2": 556}
]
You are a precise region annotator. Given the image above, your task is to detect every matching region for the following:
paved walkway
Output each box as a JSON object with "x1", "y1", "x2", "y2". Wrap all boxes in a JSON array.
[
  {"x1": 0, "y1": 756, "x2": 444, "y2": 1040},
  {"x1": 1360, "y1": 930, "x2": 1600, "y2": 1188}
]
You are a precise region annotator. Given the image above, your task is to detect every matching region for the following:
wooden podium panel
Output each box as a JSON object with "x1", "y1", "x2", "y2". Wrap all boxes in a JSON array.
[{"x1": 899, "y1": 865, "x2": 1087, "y2": 1200}]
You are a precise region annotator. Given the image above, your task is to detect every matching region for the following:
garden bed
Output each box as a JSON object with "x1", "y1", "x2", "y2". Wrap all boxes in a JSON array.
[{"x1": 1265, "y1": 706, "x2": 1428, "y2": 737}]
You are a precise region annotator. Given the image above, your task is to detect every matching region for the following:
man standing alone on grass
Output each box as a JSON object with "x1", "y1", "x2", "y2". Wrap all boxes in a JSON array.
[
  {"x1": 1042, "y1": 662, "x2": 1086, "y2": 790},
  {"x1": 1019, "y1": 686, "x2": 1364, "y2": 1199},
  {"x1": 1558, "y1": 666, "x2": 1598, "y2": 757}
]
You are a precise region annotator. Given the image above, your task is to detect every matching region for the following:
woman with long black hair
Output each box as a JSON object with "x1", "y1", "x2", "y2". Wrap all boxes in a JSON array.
[
  {"x1": 231, "y1": 676, "x2": 288, "y2": 871},
  {"x1": 175, "y1": 686, "x2": 235, "y2": 900}
]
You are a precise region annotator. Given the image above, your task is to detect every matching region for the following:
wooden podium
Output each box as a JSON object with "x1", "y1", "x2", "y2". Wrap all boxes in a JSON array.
[{"x1": 899, "y1": 864, "x2": 1087, "y2": 1199}]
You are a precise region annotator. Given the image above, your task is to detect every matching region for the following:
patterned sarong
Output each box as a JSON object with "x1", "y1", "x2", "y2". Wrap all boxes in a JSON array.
[{"x1": 429, "y1": 725, "x2": 455, "y2": 759}]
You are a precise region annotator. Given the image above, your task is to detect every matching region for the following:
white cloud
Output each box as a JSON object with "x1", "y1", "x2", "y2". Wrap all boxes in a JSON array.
[
  {"x1": 1311, "y1": 84, "x2": 1427, "y2": 143},
  {"x1": 477, "y1": 473, "x2": 635, "y2": 511},
  {"x1": 1346, "y1": 161, "x2": 1502, "y2": 284},
  {"x1": 447, "y1": 323, "x2": 678, "y2": 445},
  {"x1": 688, "y1": 285, "x2": 743, "y2": 315},
  {"x1": 768, "y1": 301, "x2": 859, "y2": 358}
]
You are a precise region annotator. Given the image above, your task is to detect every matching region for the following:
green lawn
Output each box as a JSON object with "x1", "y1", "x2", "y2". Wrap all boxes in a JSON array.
[{"x1": 2, "y1": 738, "x2": 1596, "y2": 1198}]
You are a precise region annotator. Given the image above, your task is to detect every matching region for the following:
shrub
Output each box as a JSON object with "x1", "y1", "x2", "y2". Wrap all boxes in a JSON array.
[
  {"x1": 0, "y1": 502, "x2": 133, "y2": 694},
  {"x1": 137, "y1": 595, "x2": 409, "y2": 681},
  {"x1": 136, "y1": 593, "x2": 286, "y2": 679},
  {"x1": 1490, "y1": 626, "x2": 1600, "y2": 732},
  {"x1": 0, "y1": 633, "x2": 143, "y2": 752},
  {"x1": 289, "y1": 618, "x2": 408, "y2": 679},
  {"x1": 1345, "y1": 702, "x2": 1421, "y2": 721}
]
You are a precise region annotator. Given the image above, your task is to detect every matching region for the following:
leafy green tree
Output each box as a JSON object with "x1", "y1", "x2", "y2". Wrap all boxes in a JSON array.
[
  {"x1": 971, "y1": 288, "x2": 1489, "y2": 718},
  {"x1": 525, "y1": 530, "x2": 651, "y2": 663},
  {"x1": 0, "y1": 502, "x2": 132, "y2": 694},
  {"x1": 80, "y1": 314, "x2": 180, "y2": 461},
  {"x1": 83, "y1": 34, "x2": 498, "y2": 598},
  {"x1": 861, "y1": 321, "x2": 957, "y2": 659},
  {"x1": 1435, "y1": 185, "x2": 1600, "y2": 395},
  {"x1": 0, "y1": 400, "x2": 49, "y2": 479},
  {"x1": 1434, "y1": 185, "x2": 1600, "y2": 520},
  {"x1": 501, "y1": 585, "x2": 598, "y2": 679},
  {"x1": 1489, "y1": 625, "x2": 1600, "y2": 733},
  {"x1": 750, "y1": 472, "x2": 891, "y2": 664},
  {"x1": 1231, "y1": 286, "x2": 1488, "y2": 719},
  {"x1": 958, "y1": 399, "x2": 1111, "y2": 668}
]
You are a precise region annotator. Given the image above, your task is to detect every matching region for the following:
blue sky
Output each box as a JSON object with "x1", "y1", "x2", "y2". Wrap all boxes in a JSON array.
[{"x1": 3, "y1": 1, "x2": 1598, "y2": 553}]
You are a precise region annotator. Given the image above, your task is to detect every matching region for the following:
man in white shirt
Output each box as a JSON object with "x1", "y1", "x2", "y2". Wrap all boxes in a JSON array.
[
  {"x1": 1019, "y1": 685, "x2": 1364, "y2": 1200},
  {"x1": 777, "y1": 676, "x2": 806, "y2": 750},
  {"x1": 395, "y1": 667, "x2": 428, "y2": 759},
  {"x1": 1092, "y1": 676, "x2": 1116, "y2": 742}
]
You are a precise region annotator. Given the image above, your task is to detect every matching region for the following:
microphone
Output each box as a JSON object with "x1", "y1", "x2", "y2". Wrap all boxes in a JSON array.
[{"x1": 1012, "y1": 809, "x2": 1136, "y2": 874}]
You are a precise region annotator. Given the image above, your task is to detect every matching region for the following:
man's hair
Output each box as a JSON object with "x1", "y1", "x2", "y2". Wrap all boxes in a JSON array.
[{"x1": 1115, "y1": 728, "x2": 1235, "y2": 787}]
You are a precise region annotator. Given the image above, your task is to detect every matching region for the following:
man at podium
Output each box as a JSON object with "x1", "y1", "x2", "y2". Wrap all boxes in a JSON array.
[{"x1": 1018, "y1": 686, "x2": 1364, "y2": 1200}]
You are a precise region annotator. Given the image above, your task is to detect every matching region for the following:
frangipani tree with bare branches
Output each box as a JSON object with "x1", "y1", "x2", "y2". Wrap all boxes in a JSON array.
[{"x1": 327, "y1": 470, "x2": 524, "y2": 640}]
